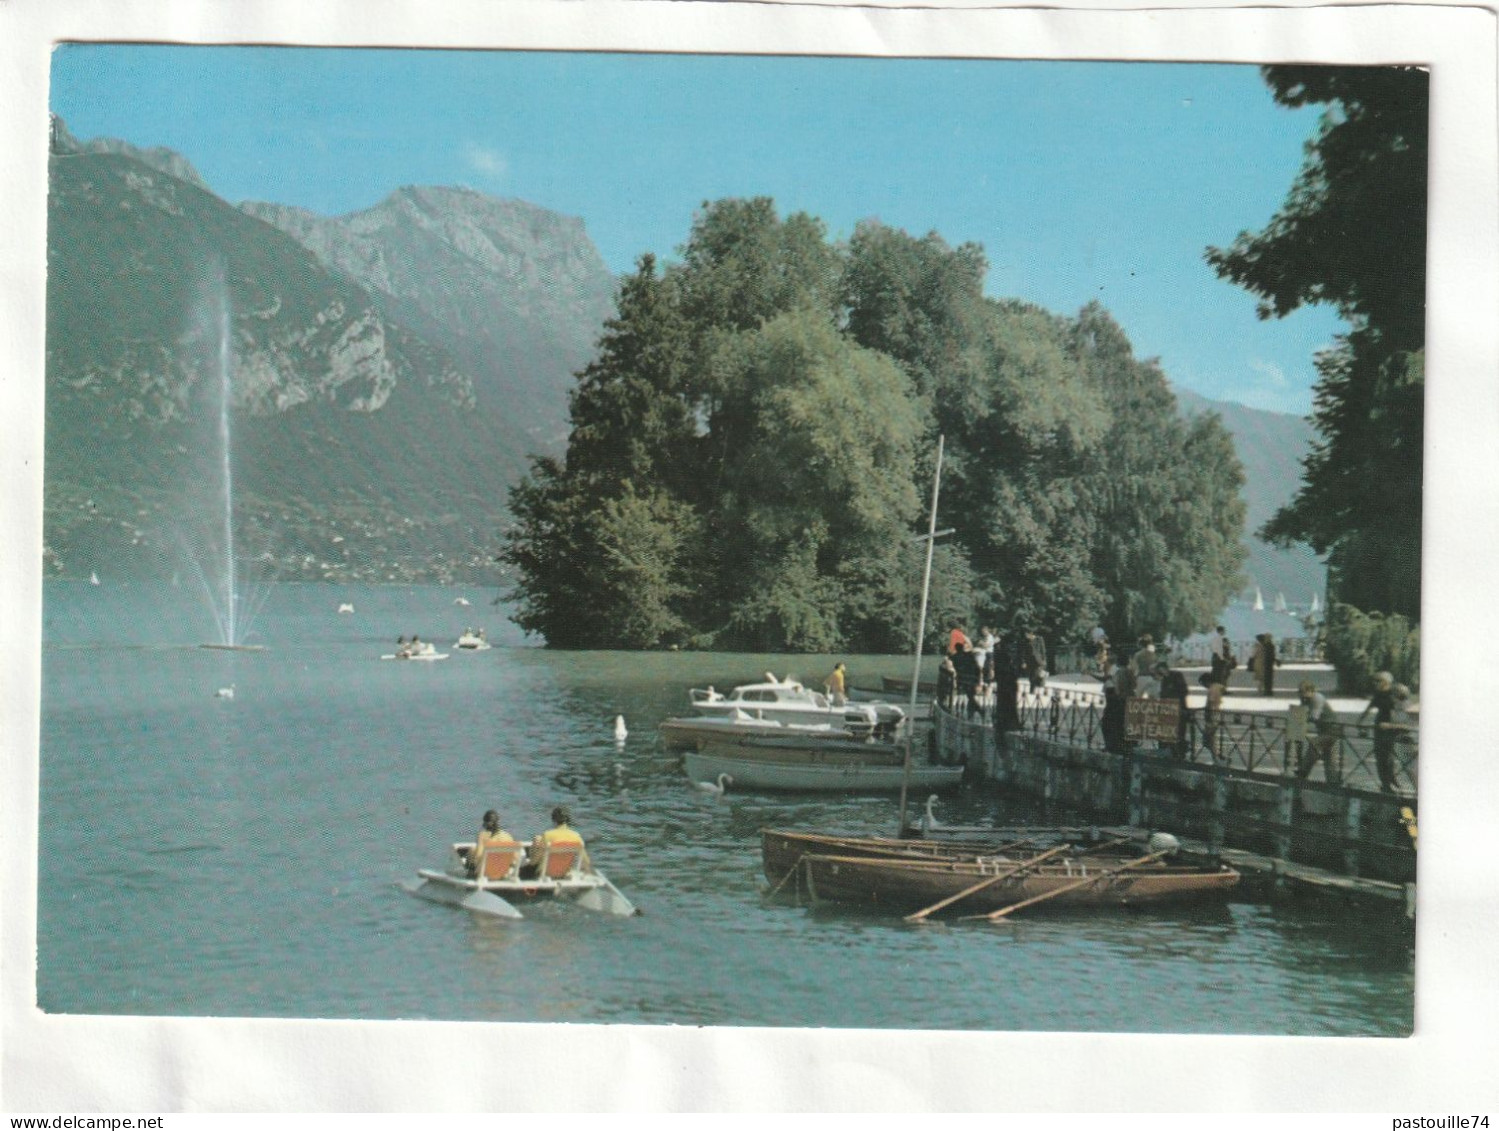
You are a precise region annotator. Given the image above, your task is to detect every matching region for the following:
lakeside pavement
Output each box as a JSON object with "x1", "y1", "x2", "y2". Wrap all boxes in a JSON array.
[{"x1": 1045, "y1": 662, "x2": 1400, "y2": 718}]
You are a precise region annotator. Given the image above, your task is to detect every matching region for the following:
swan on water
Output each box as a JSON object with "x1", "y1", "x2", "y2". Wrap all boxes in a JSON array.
[
  {"x1": 695, "y1": 773, "x2": 733, "y2": 796},
  {"x1": 613, "y1": 715, "x2": 628, "y2": 743},
  {"x1": 454, "y1": 597, "x2": 471, "y2": 606},
  {"x1": 215, "y1": 685, "x2": 235, "y2": 700}
]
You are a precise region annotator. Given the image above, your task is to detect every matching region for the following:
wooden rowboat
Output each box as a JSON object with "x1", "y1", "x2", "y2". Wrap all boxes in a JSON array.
[
  {"x1": 760, "y1": 826, "x2": 1139, "y2": 887},
  {"x1": 794, "y1": 849, "x2": 1238, "y2": 915}
]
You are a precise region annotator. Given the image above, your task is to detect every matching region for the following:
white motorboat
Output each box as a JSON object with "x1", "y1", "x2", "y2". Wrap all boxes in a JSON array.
[
  {"x1": 455, "y1": 630, "x2": 492, "y2": 651},
  {"x1": 689, "y1": 673, "x2": 905, "y2": 733},
  {"x1": 659, "y1": 707, "x2": 879, "y2": 750},
  {"x1": 403, "y1": 838, "x2": 637, "y2": 919}
]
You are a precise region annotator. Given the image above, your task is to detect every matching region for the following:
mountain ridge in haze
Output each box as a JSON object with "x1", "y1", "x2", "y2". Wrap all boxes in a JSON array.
[{"x1": 45, "y1": 120, "x2": 1322, "y2": 606}]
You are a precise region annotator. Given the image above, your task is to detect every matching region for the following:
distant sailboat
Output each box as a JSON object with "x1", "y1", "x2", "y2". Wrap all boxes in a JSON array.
[
  {"x1": 1310, "y1": 593, "x2": 1321, "y2": 615},
  {"x1": 1274, "y1": 592, "x2": 1288, "y2": 613},
  {"x1": 89, "y1": 572, "x2": 100, "y2": 586},
  {"x1": 1252, "y1": 587, "x2": 1264, "y2": 611}
]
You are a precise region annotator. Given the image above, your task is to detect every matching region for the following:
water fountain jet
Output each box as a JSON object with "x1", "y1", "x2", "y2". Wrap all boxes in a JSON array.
[{"x1": 184, "y1": 274, "x2": 272, "y2": 651}]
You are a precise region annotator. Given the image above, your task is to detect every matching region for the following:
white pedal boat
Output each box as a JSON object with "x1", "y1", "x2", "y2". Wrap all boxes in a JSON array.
[
  {"x1": 403, "y1": 838, "x2": 638, "y2": 919},
  {"x1": 382, "y1": 642, "x2": 449, "y2": 660}
]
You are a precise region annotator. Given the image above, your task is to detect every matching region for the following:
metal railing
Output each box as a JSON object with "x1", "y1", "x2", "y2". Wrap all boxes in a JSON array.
[
  {"x1": 935, "y1": 685, "x2": 1418, "y2": 795},
  {"x1": 1057, "y1": 636, "x2": 1323, "y2": 670}
]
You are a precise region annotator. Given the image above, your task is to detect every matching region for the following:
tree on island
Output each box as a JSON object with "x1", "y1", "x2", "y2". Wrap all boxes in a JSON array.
[
  {"x1": 1206, "y1": 65, "x2": 1427, "y2": 622},
  {"x1": 502, "y1": 198, "x2": 1247, "y2": 652}
]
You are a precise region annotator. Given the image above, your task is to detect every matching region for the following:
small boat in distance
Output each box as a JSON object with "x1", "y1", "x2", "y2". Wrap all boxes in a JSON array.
[
  {"x1": 403, "y1": 836, "x2": 637, "y2": 919},
  {"x1": 338, "y1": 602, "x2": 355, "y2": 614},
  {"x1": 454, "y1": 629, "x2": 491, "y2": 651},
  {"x1": 383, "y1": 638, "x2": 447, "y2": 661}
]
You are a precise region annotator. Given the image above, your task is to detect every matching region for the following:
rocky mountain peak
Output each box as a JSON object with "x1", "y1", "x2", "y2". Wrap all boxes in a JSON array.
[{"x1": 50, "y1": 115, "x2": 212, "y2": 192}]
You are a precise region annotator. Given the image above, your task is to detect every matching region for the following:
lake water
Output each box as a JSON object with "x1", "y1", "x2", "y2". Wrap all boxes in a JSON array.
[{"x1": 37, "y1": 581, "x2": 1413, "y2": 1034}]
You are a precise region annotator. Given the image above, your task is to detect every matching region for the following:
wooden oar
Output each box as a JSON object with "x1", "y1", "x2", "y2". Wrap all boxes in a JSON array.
[
  {"x1": 902, "y1": 835, "x2": 1137, "y2": 923},
  {"x1": 764, "y1": 853, "x2": 808, "y2": 900},
  {"x1": 903, "y1": 842, "x2": 1075, "y2": 923},
  {"x1": 972, "y1": 848, "x2": 1173, "y2": 922}
]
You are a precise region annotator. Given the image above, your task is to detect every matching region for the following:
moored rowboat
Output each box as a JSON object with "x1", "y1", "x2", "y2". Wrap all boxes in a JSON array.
[
  {"x1": 760, "y1": 827, "x2": 1137, "y2": 885},
  {"x1": 794, "y1": 849, "x2": 1238, "y2": 915}
]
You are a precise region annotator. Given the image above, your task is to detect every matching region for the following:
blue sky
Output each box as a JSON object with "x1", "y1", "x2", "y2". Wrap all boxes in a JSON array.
[{"x1": 50, "y1": 44, "x2": 1350, "y2": 415}]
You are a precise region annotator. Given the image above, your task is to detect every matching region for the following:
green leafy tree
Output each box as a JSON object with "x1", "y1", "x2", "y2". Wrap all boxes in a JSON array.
[
  {"x1": 706, "y1": 309, "x2": 922, "y2": 650},
  {"x1": 506, "y1": 198, "x2": 1250, "y2": 654},
  {"x1": 501, "y1": 256, "x2": 702, "y2": 647},
  {"x1": 842, "y1": 221, "x2": 990, "y2": 403},
  {"x1": 1322, "y1": 601, "x2": 1420, "y2": 693},
  {"x1": 501, "y1": 456, "x2": 602, "y2": 647},
  {"x1": 675, "y1": 197, "x2": 843, "y2": 343},
  {"x1": 946, "y1": 302, "x2": 1108, "y2": 643},
  {"x1": 1206, "y1": 65, "x2": 1427, "y2": 620},
  {"x1": 591, "y1": 484, "x2": 698, "y2": 649},
  {"x1": 1072, "y1": 302, "x2": 1247, "y2": 644},
  {"x1": 842, "y1": 225, "x2": 1108, "y2": 644},
  {"x1": 567, "y1": 253, "x2": 698, "y2": 495}
]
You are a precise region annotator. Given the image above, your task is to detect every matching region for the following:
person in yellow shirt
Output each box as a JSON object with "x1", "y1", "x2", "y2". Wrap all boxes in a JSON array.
[
  {"x1": 825, "y1": 662, "x2": 848, "y2": 705},
  {"x1": 522, "y1": 806, "x2": 589, "y2": 878},
  {"x1": 462, "y1": 809, "x2": 518, "y2": 877}
]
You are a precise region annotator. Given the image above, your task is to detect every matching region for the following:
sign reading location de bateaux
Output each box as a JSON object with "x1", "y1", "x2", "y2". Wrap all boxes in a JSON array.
[{"x1": 1125, "y1": 698, "x2": 1180, "y2": 742}]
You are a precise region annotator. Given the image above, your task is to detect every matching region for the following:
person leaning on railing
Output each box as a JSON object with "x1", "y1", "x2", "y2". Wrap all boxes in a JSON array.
[
  {"x1": 1358, "y1": 671, "x2": 1407, "y2": 793},
  {"x1": 936, "y1": 655, "x2": 957, "y2": 713},
  {"x1": 1295, "y1": 681, "x2": 1343, "y2": 785},
  {"x1": 1197, "y1": 675, "x2": 1225, "y2": 763}
]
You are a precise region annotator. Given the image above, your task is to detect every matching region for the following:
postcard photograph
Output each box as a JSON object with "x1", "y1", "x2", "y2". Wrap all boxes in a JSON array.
[
  {"x1": 33, "y1": 36, "x2": 1431, "y2": 1036},
  {"x1": 12, "y1": 0, "x2": 1499, "y2": 1110}
]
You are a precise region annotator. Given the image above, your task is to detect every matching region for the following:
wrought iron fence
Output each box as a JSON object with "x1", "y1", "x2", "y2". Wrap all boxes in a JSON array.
[
  {"x1": 936, "y1": 685, "x2": 1418, "y2": 796},
  {"x1": 1056, "y1": 636, "x2": 1323, "y2": 671}
]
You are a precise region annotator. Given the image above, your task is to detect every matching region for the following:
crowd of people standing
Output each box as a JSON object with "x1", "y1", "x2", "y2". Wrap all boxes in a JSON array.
[
  {"x1": 937, "y1": 624, "x2": 1045, "y2": 729},
  {"x1": 933, "y1": 620, "x2": 1415, "y2": 794}
]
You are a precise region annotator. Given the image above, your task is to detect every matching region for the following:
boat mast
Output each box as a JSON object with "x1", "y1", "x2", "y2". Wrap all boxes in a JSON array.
[{"x1": 898, "y1": 435, "x2": 946, "y2": 836}]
